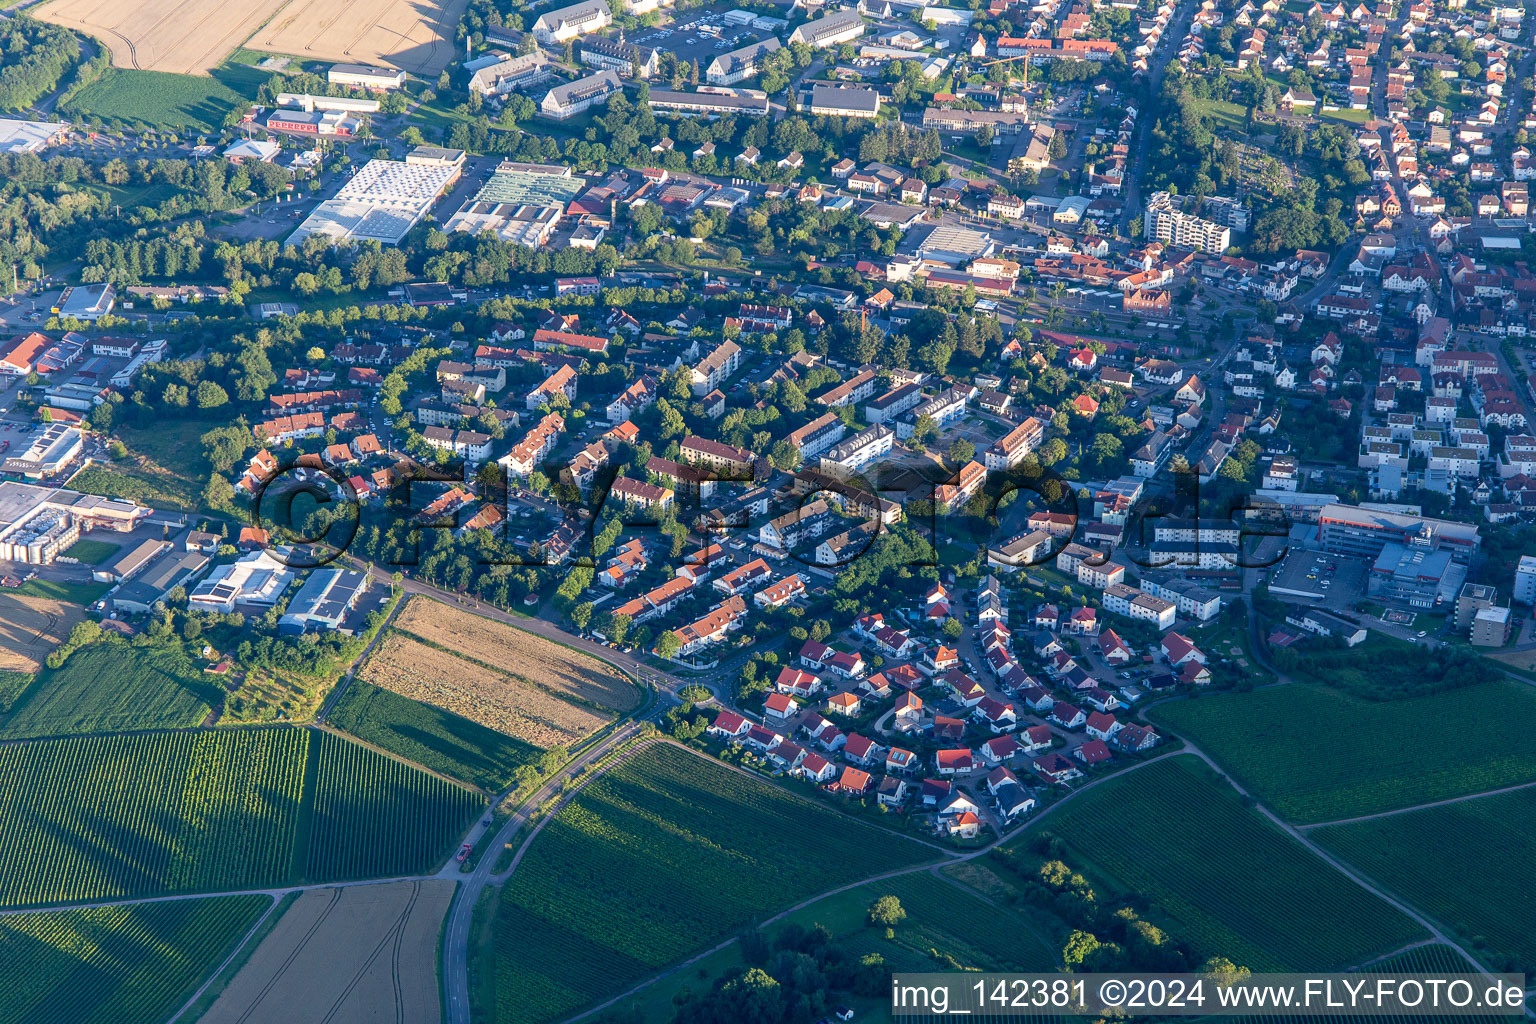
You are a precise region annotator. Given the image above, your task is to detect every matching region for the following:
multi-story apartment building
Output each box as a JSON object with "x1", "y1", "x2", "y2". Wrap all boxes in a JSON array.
[
  {"x1": 1145, "y1": 191, "x2": 1231, "y2": 253},
  {"x1": 691, "y1": 339, "x2": 741, "y2": 395},
  {"x1": 984, "y1": 417, "x2": 1043, "y2": 471},
  {"x1": 821, "y1": 424, "x2": 894, "y2": 472}
]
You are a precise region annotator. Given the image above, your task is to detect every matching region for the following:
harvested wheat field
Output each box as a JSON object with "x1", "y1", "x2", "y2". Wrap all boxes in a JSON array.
[
  {"x1": 36, "y1": 0, "x2": 287, "y2": 75},
  {"x1": 395, "y1": 597, "x2": 640, "y2": 712},
  {"x1": 359, "y1": 632, "x2": 610, "y2": 747},
  {"x1": 0, "y1": 593, "x2": 85, "y2": 675},
  {"x1": 201, "y1": 880, "x2": 452, "y2": 1024},
  {"x1": 244, "y1": 0, "x2": 469, "y2": 75}
]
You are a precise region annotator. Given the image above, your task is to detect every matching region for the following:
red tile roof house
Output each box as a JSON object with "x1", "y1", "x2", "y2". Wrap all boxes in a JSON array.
[
  {"x1": 799, "y1": 752, "x2": 837, "y2": 783},
  {"x1": 1073, "y1": 739, "x2": 1113, "y2": 766},
  {"x1": 799, "y1": 639, "x2": 832, "y2": 668},
  {"x1": 853, "y1": 612, "x2": 886, "y2": 638},
  {"x1": 986, "y1": 765, "x2": 1020, "y2": 795},
  {"x1": 1032, "y1": 752, "x2": 1083, "y2": 785},
  {"x1": 764, "y1": 692, "x2": 799, "y2": 722},
  {"x1": 922, "y1": 777, "x2": 952, "y2": 806},
  {"x1": 979, "y1": 734, "x2": 1021, "y2": 764},
  {"x1": 923, "y1": 645, "x2": 960, "y2": 674},
  {"x1": 826, "y1": 650, "x2": 867, "y2": 679},
  {"x1": 858, "y1": 672, "x2": 893, "y2": 699},
  {"x1": 1161, "y1": 632, "x2": 1207, "y2": 666},
  {"x1": 833, "y1": 766, "x2": 873, "y2": 795},
  {"x1": 744, "y1": 724, "x2": 785, "y2": 750},
  {"x1": 893, "y1": 691, "x2": 923, "y2": 729},
  {"x1": 1049, "y1": 703, "x2": 1087, "y2": 729},
  {"x1": 774, "y1": 667, "x2": 823, "y2": 697},
  {"x1": 934, "y1": 748, "x2": 976, "y2": 776},
  {"x1": 946, "y1": 810, "x2": 981, "y2": 838},
  {"x1": 1113, "y1": 723, "x2": 1161, "y2": 752},
  {"x1": 885, "y1": 747, "x2": 917, "y2": 773},
  {"x1": 708, "y1": 711, "x2": 751, "y2": 739},
  {"x1": 932, "y1": 715, "x2": 967, "y2": 743},
  {"x1": 973, "y1": 697, "x2": 1018, "y2": 733},
  {"x1": 1083, "y1": 686, "x2": 1120, "y2": 713},
  {"x1": 1180, "y1": 661, "x2": 1214, "y2": 686},
  {"x1": 1085, "y1": 711, "x2": 1123, "y2": 743},
  {"x1": 842, "y1": 733, "x2": 882, "y2": 765},
  {"x1": 826, "y1": 691, "x2": 863, "y2": 717},
  {"x1": 1020, "y1": 724, "x2": 1053, "y2": 753},
  {"x1": 1098, "y1": 629, "x2": 1133, "y2": 664}
]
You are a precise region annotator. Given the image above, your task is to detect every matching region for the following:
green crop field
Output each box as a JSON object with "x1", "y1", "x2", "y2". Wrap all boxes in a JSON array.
[
  {"x1": 60, "y1": 68, "x2": 243, "y2": 133},
  {"x1": 304, "y1": 730, "x2": 487, "y2": 880},
  {"x1": 1314, "y1": 787, "x2": 1536, "y2": 973},
  {"x1": 0, "y1": 727, "x2": 482, "y2": 908},
  {"x1": 1012, "y1": 757, "x2": 1425, "y2": 971},
  {"x1": 0, "y1": 642, "x2": 218, "y2": 740},
  {"x1": 60, "y1": 539, "x2": 119, "y2": 565},
  {"x1": 838, "y1": 872, "x2": 1061, "y2": 973},
  {"x1": 0, "y1": 672, "x2": 30, "y2": 715},
  {"x1": 617, "y1": 868, "x2": 1063, "y2": 1024},
  {"x1": 67, "y1": 465, "x2": 199, "y2": 513},
  {"x1": 1149, "y1": 681, "x2": 1536, "y2": 823},
  {"x1": 492, "y1": 743, "x2": 939, "y2": 1024},
  {"x1": 14, "y1": 578, "x2": 111, "y2": 606},
  {"x1": 328, "y1": 680, "x2": 543, "y2": 791},
  {"x1": 0, "y1": 895, "x2": 269, "y2": 1024}
]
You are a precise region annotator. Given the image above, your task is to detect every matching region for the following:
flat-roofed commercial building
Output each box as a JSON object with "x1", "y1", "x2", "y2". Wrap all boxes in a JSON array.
[
  {"x1": 789, "y1": 9, "x2": 865, "y2": 47},
  {"x1": 111, "y1": 547, "x2": 210, "y2": 614},
  {"x1": 279, "y1": 568, "x2": 370, "y2": 634},
  {"x1": 328, "y1": 65, "x2": 407, "y2": 90},
  {"x1": 289, "y1": 159, "x2": 458, "y2": 246},
  {"x1": 808, "y1": 84, "x2": 880, "y2": 118},
  {"x1": 2, "y1": 424, "x2": 83, "y2": 479},
  {"x1": 1319, "y1": 502, "x2": 1480, "y2": 562},
  {"x1": 648, "y1": 88, "x2": 770, "y2": 117}
]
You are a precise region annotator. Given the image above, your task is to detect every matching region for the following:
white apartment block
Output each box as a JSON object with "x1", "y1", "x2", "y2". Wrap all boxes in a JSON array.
[{"x1": 1145, "y1": 192, "x2": 1230, "y2": 253}]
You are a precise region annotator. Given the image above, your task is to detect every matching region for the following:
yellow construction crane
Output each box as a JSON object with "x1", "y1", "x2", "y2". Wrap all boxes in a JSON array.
[{"x1": 978, "y1": 51, "x2": 1030, "y2": 85}]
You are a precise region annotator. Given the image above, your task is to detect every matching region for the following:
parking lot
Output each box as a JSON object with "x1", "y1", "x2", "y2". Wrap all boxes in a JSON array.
[
  {"x1": 630, "y1": 6, "x2": 776, "y2": 69},
  {"x1": 1267, "y1": 549, "x2": 1368, "y2": 610}
]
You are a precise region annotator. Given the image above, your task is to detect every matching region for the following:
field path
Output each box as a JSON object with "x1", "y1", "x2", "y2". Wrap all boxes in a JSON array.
[
  {"x1": 163, "y1": 894, "x2": 282, "y2": 1024},
  {"x1": 316, "y1": 589, "x2": 403, "y2": 723},
  {"x1": 0, "y1": 872, "x2": 429, "y2": 918},
  {"x1": 1295, "y1": 776, "x2": 1536, "y2": 830},
  {"x1": 1175, "y1": 747, "x2": 1502, "y2": 981},
  {"x1": 558, "y1": 747, "x2": 1190, "y2": 1024},
  {"x1": 440, "y1": 722, "x2": 650, "y2": 1024}
]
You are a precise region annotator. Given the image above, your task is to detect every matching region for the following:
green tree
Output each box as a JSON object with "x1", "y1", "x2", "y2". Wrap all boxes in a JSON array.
[
  {"x1": 655, "y1": 630, "x2": 683, "y2": 659},
  {"x1": 195, "y1": 380, "x2": 229, "y2": 409},
  {"x1": 867, "y1": 894, "x2": 907, "y2": 928}
]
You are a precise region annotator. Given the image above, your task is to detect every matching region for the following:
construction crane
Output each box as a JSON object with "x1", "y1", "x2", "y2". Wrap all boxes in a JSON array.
[{"x1": 979, "y1": 51, "x2": 1030, "y2": 85}]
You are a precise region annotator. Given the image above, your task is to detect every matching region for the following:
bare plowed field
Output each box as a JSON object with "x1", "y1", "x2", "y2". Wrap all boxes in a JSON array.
[
  {"x1": 0, "y1": 593, "x2": 85, "y2": 675},
  {"x1": 395, "y1": 597, "x2": 639, "y2": 712},
  {"x1": 36, "y1": 0, "x2": 287, "y2": 75},
  {"x1": 201, "y1": 880, "x2": 452, "y2": 1024},
  {"x1": 359, "y1": 632, "x2": 610, "y2": 747},
  {"x1": 244, "y1": 0, "x2": 469, "y2": 75}
]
